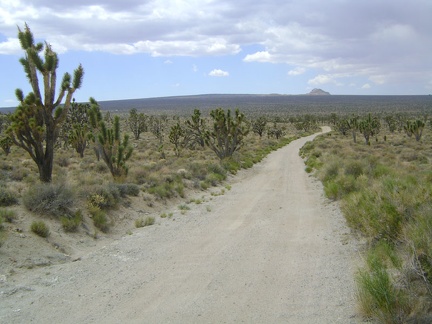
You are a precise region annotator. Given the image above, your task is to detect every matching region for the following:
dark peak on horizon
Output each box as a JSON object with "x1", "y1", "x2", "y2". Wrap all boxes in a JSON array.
[{"x1": 308, "y1": 88, "x2": 331, "y2": 95}]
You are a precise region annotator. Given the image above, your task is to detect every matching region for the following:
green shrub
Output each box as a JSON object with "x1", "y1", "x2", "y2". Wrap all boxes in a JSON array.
[
  {"x1": 115, "y1": 183, "x2": 140, "y2": 197},
  {"x1": 321, "y1": 160, "x2": 340, "y2": 182},
  {"x1": 0, "y1": 187, "x2": 18, "y2": 206},
  {"x1": 61, "y1": 210, "x2": 83, "y2": 232},
  {"x1": 31, "y1": 221, "x2": 50, "y2": 238},
  {"x1": 205, "y1": 172, "x2": 225, "y2": 186},
  {"x1": 0, "y1": 218, "x2": 6, "y2": 247},
  {"x1": 135, "y1": 216, "x2": 155, "y2": 228},
  {"x1": 23, "y1": 183, "x2": 74, "y2": 216},
  {"x1": 174, "y1": 181, "x2": 185, "y2": 198},
  {"x1": 221, "y1": 158, "x2": 241, "y2": 174},
  {"x1": 148, "y1": 182, "x2": 175, "y2": 199},
  {"x1": 342, "y1": 188, "x2": 401, "y2": 241},
  {"x1": 405, "y1": 206, "x2": 432, "y2": 285},
  {"x1": 344, "y1": 160, "x2": 364, "y2": 178},
  {"x1": 178, "y1": 204, "x2": 190, "y2": 211},
  {"x1": 92, "y1": 209, "x2": 109, "y2": 232},
  {"x1": 0, "y1": 208, "x2": 17, "y2": 222},
  {"x1": 356, "y1": 249, "x2": 410, "y2": 323},
  {"x1": 87, "y1": 184, "x2": 120, "y2": 209}
]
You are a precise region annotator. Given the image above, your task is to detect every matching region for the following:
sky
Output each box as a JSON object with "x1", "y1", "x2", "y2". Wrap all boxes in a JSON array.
[{"x1": 1, "y1": 0, "x2": 431, "y2": 107}]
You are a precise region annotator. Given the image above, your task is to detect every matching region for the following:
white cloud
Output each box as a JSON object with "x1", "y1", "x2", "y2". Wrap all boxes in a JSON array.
[
  {"x1": 244, "y1": 51, "x2": 272, "y2": 63},
  {"x1": 209, "y1": 69, "x2": 229, "y2": 77},
  {"x1": 0, "y1": 37, "x2": 20, "y2": 54},
  {"x1": 164, "y1": 60, "x2": 173, "y2": 64},
  {"x1": 308, "y1": 74, "x2": 334, "y2": 85},
  {"x1": 288, "y1": 67, "x2": 306, "y2": 76},
  {"x1": 0, "y1": 0, "x2": 431, "y2": 91},
  {"x1": 361, "y1": 83, "x2": 371, "y2": 89}
]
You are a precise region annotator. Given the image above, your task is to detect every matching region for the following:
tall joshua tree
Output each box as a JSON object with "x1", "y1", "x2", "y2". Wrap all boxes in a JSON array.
[{"x1": 7, "y1": 24, "x2": 84, "y2": 182}]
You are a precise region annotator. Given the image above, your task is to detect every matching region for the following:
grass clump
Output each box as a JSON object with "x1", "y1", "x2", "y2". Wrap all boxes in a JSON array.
[
  {"x1": 86, "y1": 184, "x2": 120, "y2": 210},
  {"x1": 0, "y1": 208, "x2": 17, "y2": 223},
  {"x1": 356, "y1": 246, "x2": 410, "y2": 323},
  {"x1": 23, "y1": 182, "x2": 74, "y2": 216},
  {"x1": 91, "y1": 208, "x2": 109, "y2": 233},
  {"x1": 61, "y1": 210, "x2": 83, "y2": 232},
  {"x1": 0, "y1": 187, "x2": 18, "y2": 206},
  {"x1": 30, "y1": 220, "x2": 50, "y2": 238},
  {"x1": 135, "y1": 216, "x2": 155, "y2": 228},
  {"x1": 0, "y1": 216, "x2": 6, "y2": 247},
  {"x1": 115, "y1": 183, "x2": 140, "y2": 197}
]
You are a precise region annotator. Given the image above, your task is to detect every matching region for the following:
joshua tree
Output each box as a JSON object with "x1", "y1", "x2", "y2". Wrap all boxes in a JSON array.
[
  {"x1": 7, "y1": 24, "x2": 84, "y2": 182},
  {"x1": 169, "y1": 122, "x2": 188, "y2": 157},
  {"x1": 97, "y1": 116, "x2": 133, "y2": 181},
  {"x1": 358, "y1": 113, "x2": 380, "y2": 145},
  {"x1": 127, "y1": 108, "x2": 148, "y2": 140},
  {"x1": 267, "y1": 122, "x2": 286, "y2": 139},
  {"x1": 204, "y1": 108, "x2": 249, "y2": 160},
  {"x1": 347, "y1": 115, "x2": 359, "y2": 143},
  {"x1": 61, "y1": 99, "x2": 92, "y2": 157},
  {"x1": 185, "y1": 109, "x2": 206, "y2": 148},
  {"x1": 251, "y1": 116, "x2": 268, "y2": 138},
  {"x1": 405, "y1": 119, "x2": 425, "y2": 141},
  {"x1": 335, "y1": 118, "x2": 350, "y2": 136},
  {"x1": 88, "y1": 101, "x2": 132, "y2": 180}
]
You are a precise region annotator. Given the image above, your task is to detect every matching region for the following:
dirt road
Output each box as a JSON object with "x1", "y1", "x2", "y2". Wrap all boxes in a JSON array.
[{"x1": 0, "y1": 128, "x2": 361, "y2": 323}]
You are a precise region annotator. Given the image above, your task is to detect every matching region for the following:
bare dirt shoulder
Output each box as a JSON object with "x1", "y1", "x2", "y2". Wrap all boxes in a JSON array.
[{"x1": 0, "y1": 129, "x2": 365, "y2": 323}]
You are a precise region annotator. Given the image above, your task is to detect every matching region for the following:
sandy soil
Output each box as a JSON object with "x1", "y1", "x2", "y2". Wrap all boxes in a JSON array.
[{"x1": 0, "y1": 128, "x2": 364, "y2": 323}]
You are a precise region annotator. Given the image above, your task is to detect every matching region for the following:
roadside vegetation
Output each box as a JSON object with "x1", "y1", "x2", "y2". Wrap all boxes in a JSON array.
[
  {"x1": 3, "y1": 24, "x2": 432, "y2": 322},
  {"x1": 0, "y1": 25, "x2": 317, "y2": 245},
  {"x1": 301, "y1": 112, "x2": 432, "y2": 323}
]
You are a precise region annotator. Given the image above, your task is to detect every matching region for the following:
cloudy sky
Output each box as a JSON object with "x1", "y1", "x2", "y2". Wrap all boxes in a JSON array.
[{"x1": 1, "y1": 0, "x2": 431, "y2": 107}]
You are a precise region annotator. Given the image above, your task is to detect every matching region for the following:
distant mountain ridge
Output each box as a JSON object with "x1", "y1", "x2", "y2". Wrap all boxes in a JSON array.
[{"x1": 307, "y1": 88, "x2": 331, "y2": 95}]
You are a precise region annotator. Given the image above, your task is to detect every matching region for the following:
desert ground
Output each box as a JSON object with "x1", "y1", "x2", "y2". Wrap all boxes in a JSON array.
[{"x1": 0, "y1": 128, "x2": 364, "y2": 323}]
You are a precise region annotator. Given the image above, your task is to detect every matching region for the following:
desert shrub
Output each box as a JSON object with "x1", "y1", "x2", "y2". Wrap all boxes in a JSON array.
[
  {"x1": 115, "y1": 183, "x2": 140, "y2": 197},
  {"x1": 174, "y1": 181, "x2": 185, "y2": 198},
  {"x1": 61, "y1": 210, "x2": 83, "y2": 232},
  {"x1": 344, "y1": 160, "x2": 364, "y2": 178},
  {"x1": 86, "y1": 184, "x2": 120, "y2": 210},
  {"x1": 0, "y1": 208, "x2": 17, "y2": 222},
  {"x1": 356, "y1": 248, "x2": 410, "y2": 323},
  {"x1": 221, "y1": 158, "x2": 241, "y2": 174},
  {"x1": 10, "y1": 166, "x2": 28, "y2": 181},
  {"x1": 56, "y1": 156, "x2": 70, "y2": 167},
  {"x1": 0, "y1": 217, "x2": 6, "y2": 248},
  {"x1": 135, "y1": 216, "x2": 155, "y2": 228},
  {"x1": 320, "y1": 160, "x2": 340, "y2": 182},
  {"x1": 0, "y1": 187, "x2": 18, "y2": 206},
  {"x1": 30, "y1": 221, "x2": 50, "y2": 238},
  {"x1": 342, "y1": 187, "x2": 401, "y2": 241},
  {"x1": 23, "y1": 183, "x2": 74, "y2": 216},
  {"x1": 405, "y1": 206, "x2": 432, "y2": 285},
  {"x1": 304, "y1": 155, "x2": 323, "y2": 171},
  {"x1": 147, "y1": 177, "x2": 184, "y2": 199},
  {"x1": 368, "y1": 163, "x2": 392, "y2": 179},
  {"x1": 324, "y1": 174, "x2": 359, "y2": 200},
  {"x1": 91, "y1": 209, "x2": 109, "y2": 232},
  {"x1": 188, "y1": 162, "x2": 208, "y2": 180},
  {"x1": 205, "y1": 172, "x2": 226, "y2": 187},
  {"x1": 147, "y1": 182, "x2": 175, "y2": 199}
]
